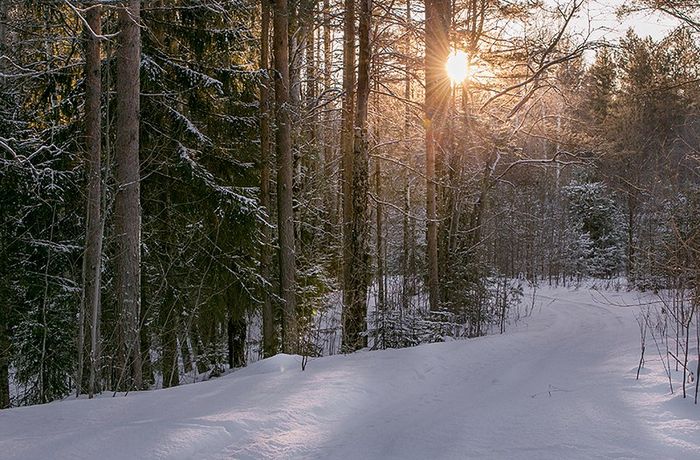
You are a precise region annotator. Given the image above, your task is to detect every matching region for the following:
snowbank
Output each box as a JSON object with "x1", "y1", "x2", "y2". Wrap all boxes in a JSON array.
[{"x1": 1, "y1": 285, "x2": 698, "y2": 459}]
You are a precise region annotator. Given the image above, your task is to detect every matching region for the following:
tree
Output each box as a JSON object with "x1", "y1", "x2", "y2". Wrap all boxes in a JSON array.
[
  {"x1": 260, "y1": 0, "x2": 277, "y2": 358},
  {"x1": 0, "y1": 0, "x2": 11, "y2": 409},
  {"x1": 341, "y1": 0, "x2": 357, "y2": 349},
  {"x1": 114, "y1": 0, "x2": 143, "y2": 390},
  {"x1": 342, "y1": 0, "x2": 372, "y2": 351},
  {"x1": 424, "y1": 0, "x2": 451, "y2": 311},
  {"x1": 76, "y1": 3, "x2": 104, "y2": 399},
  {"x1": 563, "y1": 180, "x2": 625, "y2": 278},
  {"x1": 273, "y1": 0, "x2": 298, "y2": 353}
]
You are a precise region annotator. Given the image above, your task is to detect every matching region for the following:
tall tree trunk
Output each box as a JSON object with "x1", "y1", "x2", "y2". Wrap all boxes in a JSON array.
[
  {"x1": 375, "y1": 152, "x2": 384, "y2": 330},
  {"x1": 159, "y1": 174, "x2": 178, "y2": 390},
  {"x1": 0, "y1": 0, "x2": 7, "y2": 87},
  {"x1": 0, "y1": 239, "x2": 7, "y2": 406},
  {"x1": 273, "y1": 0, "x2": 298, "y2": 353},
  {"x1": 424, "y1": 0, "x2": 451, "y2": 311},
  {"x1": 0, "y1": 307, "x2": 8, "y2": 407},
  {"x1": 115, "y1": 0, "x2": 143, "y2": 390},
  {"x1": 78, "y1": 4, "x2": 104, "y2": 398},
  {"x1": 305, "y1": 5, "x2": 317, "y2": 145},
  {"x1": 343, "y1": 0, "x2": 371, "y2": 352},
  {"x1": 341, "y1": 0, "x2": 356, "y2": 349},
  {"x1": 322, "y1": 0, "x2": 338, "y2": 269},
  {"x1": 160, "y1": 285, "x2": 179, "y2": 388},
  {"x1": 0, "y1": 247, "x2": 6, "y2": 406},
  {"x1": 260, "y1": 0, "x2": 276, "y2": 358},
  {"x1": 401, "y1": 0, "x2": 414, "y2": 310},
  {"x1": 1, "y1": 3, "x2": 15, "y2": 408}
]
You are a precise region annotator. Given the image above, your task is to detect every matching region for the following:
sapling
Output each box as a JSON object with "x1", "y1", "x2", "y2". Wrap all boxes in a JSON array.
[{"x1": 636, "y1": 310, "x2": 648, "y2": 380}]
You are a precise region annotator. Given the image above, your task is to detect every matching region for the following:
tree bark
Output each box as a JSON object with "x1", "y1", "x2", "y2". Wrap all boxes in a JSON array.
[
  {"x1": 160, "y1": 285, "x2": 179, "y2": 388},
  {"x1": 273, "y1": 0, "x2": 298, "y2": 353},
  {"x1": 401, "y1": 0, "x2": 414, "y2": 310},
  {"x1": 76, "y1": 4, "x2": 104, "y2": 399},
  {"x1": 341, "y1": 0, "x2": 357, "y2": 322},
  {"x1": 322, "y1": 0, "x2": 337, "y2": 248},
  {"x1": 375, "y1": 152, "x2": 385, "y2": 337},
  {"x1": 0, "y1": 317, "x2": 8, "y2": 408},
  {"x1": 342, "y1": 0, "x2": 371, "y2": 352},
  {"x1": 424, "y1": 0, "x2": 451, "y2": 311},
  {"x1": 0, "y1": 0, "x2": 7, "y2": 87},
  {"x1": 305, "y1": 5, "x2": 317, "y2": 144},
  {"x1": 115, "y1": 0, "x2": 143, "y2": 390},
  {"x1": 627, "y1": 192, "x2": 636, "y2": 281},
  {"x1": 0, "y1": 170, "x2": 8, "y2": 407},
  {"x1": 228, "y1": 315, "x2": 247, "y2": 369},
  {"x1": 260, "y1": 0, "x2": 277, "y2": 358}
]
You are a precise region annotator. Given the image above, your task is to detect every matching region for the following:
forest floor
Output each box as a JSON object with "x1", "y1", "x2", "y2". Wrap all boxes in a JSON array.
[{"x1": 2, "y1": 285, "x2": 699, "y2": 459}]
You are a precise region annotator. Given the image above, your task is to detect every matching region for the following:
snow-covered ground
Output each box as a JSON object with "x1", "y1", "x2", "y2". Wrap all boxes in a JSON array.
[{"x1": 2, "y1": 285, "x2": 699, "y2": 459}]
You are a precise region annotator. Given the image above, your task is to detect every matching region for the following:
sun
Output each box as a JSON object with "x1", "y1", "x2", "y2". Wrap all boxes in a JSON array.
[{"x1": 446, "y1": 50, "x2": 469, "y2": 84}]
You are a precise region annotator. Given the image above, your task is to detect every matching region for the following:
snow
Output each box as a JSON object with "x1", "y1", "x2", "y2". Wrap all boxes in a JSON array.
[{"x1": 2, "y1": 285, "x2": 699, "y2": 459}]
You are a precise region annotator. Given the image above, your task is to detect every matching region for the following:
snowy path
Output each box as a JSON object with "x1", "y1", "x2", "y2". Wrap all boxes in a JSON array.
[{"x1": 2, "y1": 286, "x2": 699, "y2": 459}]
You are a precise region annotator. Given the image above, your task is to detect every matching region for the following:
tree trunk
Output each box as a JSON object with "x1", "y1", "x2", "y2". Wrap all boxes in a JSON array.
[
  {"x1": 273, "y1": 0, "x2": 298, "y2": 353},
  {"x1": 341, "y1": 0, "x2": 356, "y2": 335},
  {"x1": 375, "y1": 153, "x2": 385, "y2": 342},
  {"x1": 322, "y1": 0, "x2": 337, "y2": 253},
  {"x1": 424, "y1": 0, "x2": 451, "y2": 311},
  {"x1": 228, "y1": 315, "x2": 247, "y2": 369},
  {"x1": 260, "y1": 0, "x2": 276, "y2": 358},
  {"x1": 0, "y1": 185, "x2": 9, "y2": 407},
  {"x1": 160, "y1": 286, "x2": 179, "y2": 388},
  {"x1": 342, "y1": 0, "x2": 371, "y2": 352},
  {"x1": 0, "y1": 0, "x2": 8, "y2": 86},
  {"x1": 176, "y1": 316, "x2": 192, "y2": 377},
  {"x1": 627, "y1": 192, "x2": 636, "y2": 282},
  {"x1": 115, "y1": 0, "x2": 143, "y2": 390},
  {"x1": 401, "y1": 0, "x2": 414, "y2": 310},
  {"x1": 0, "y1": 320, "x2": 8, "y2": 407},
  {"x1": 77, "y1": 4, "x2": 104, "y2": 399},
  {"x1": 0, "y1": 236, "x2": 7, "y2": 406},
  {"x1": 192, "y1": 326, "x2": 209, "y2": 374},
  {"x1": 305, "y1": 6, "x2": 317, "y2": 145}
]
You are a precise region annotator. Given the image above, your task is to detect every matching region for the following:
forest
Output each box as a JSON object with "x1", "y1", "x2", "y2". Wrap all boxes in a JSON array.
[{"x1": 1, "y1": 0, "x2": 700, "y2": 423}]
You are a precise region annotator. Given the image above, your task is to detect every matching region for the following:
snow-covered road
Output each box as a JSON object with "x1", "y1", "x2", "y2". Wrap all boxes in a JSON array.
[{"x1": 2, "y1": 286, "x2": 699, "y2": 459}]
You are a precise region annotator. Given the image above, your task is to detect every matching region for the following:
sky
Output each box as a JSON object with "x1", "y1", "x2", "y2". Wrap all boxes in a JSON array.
[{"x1": 571, "y1": 0, "x2": 682, "y2": 43}]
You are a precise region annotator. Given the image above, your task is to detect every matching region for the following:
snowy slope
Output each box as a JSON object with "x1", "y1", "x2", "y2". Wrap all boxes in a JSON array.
[{"x1": 1, "y1": 286, "x2": 699, "y2": 459}]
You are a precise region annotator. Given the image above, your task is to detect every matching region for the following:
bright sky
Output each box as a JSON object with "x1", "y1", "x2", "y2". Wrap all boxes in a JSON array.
[{"x1": 571, "y1": 0, "x2": 682, "y2": 43}]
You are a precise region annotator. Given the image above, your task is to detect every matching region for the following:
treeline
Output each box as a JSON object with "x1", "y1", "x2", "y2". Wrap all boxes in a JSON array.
[
  {"x1": 1, "y1": 1, "x2": 260, "y2": 405},
  {"x1": 1, "y1": 0, "x2": 699, "y2": 408},
  {"x1": 487, "y1": 30, "x2": 700, "y2": 289}
]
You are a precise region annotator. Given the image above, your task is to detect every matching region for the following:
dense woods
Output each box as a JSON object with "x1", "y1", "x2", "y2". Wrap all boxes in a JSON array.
[{"x1": 1, "y1": 0, "x2": 699, "y2": 408}]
